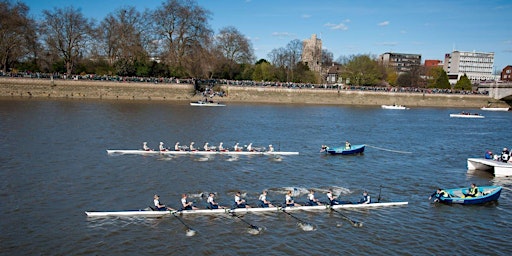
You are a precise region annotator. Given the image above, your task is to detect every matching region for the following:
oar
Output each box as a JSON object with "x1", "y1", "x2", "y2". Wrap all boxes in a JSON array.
[
  {"x1": 172, "y1": 212, "x2": 197, "y2": 235},
  {"x1": 229, "y1": 212, "x2": 260, "y2": 230},
  {"x1": 279, "y1": 208, "x2": 315, "y2": 230},
  {"x1": 329, "y1": 207, "x2": 363, "y2": 227},
  {"x1": 377, "y1": 185, "x2": 382, "y2": 203}
]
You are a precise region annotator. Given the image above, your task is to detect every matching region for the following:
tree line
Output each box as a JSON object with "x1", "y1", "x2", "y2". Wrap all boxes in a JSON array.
[{"x1": 0, "y1": 0, "x2": 466, "y2": 89}]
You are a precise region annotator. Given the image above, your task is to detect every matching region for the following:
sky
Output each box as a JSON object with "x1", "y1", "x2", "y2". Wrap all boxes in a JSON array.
[{"x1": 22, "y1": 0, "x2": 512, "y2": 71}]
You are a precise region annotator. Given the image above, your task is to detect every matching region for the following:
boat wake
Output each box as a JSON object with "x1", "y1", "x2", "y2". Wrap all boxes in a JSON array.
[{"x1": 298, "y1": 222, "x2": 316, "y2": 231}]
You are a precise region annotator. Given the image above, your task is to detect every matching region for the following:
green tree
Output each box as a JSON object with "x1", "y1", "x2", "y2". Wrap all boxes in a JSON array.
[
  {"x1": 427, "y1": 66, "x2": 450, "y2": 89},
  {"x1": 454, "y1": 74, "x2": 472, "y2": 90},
  {"x1": 252, "y1": 60, "x2": 273, "y2": 81},
  {"x1": 342, "y1": 55, "x2": 382, "y2": 86}
]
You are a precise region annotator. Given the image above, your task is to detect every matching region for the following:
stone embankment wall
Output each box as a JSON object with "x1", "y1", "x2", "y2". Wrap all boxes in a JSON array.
[{"x1": 0, "y1": 77, "x2": 505, "y2": 108}]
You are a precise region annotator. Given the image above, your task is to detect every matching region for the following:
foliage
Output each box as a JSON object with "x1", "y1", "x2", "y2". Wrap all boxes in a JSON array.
[
  {"x1": 427, "y1": 66, "x2": 450, "y2": 89},
  {"x1": 342, "y1": 55, "x2": 382, "y2": 86},
  {"x1": 454, "y1": 74, "x2": 472, "y2": 90}
]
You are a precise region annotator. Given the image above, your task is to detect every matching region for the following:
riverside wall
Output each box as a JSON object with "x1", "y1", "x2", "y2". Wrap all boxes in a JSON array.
[{"x1": 0, "y1": 77, "x2": 507, "y2": 108}]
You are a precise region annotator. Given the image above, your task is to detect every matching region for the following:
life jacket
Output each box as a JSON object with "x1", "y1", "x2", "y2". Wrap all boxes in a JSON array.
[
  {"x1": 468, "y1": 186, "x2": 479, "y2": 196},
  {"x1": 439, "y1": 190, "x2": 448, "y2": 197}
]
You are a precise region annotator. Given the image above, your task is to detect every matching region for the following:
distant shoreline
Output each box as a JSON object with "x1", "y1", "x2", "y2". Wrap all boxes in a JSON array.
[{"x1": 0, "y1": 77, "x2": 506, "y2": 108}]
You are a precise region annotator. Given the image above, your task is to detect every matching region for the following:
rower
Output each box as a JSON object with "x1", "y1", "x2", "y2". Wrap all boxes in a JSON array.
[
  {"x1": 203, "y1": 142, "x2": 209, "y2": 151},
  {"x1": 175, "y1": 142, "x2": 181, "y2": 151},
  {"x1": 327, "y1": 189, "x2": 342, "y2": 206},
  {"x1": 234, "y1": 143, "x2": 241, "y2": 152},
  {"x1": 181, "y1": 194, "x2": 198, "y2": 210},
  {"x1": 285, "y1": 190, "x2": 301, "y2": 207},
  {"x1": 247, "y1": 143, "x2": 253, "y2": 152},
  {"x1": 189, "y1": 142, "x2": 196, "y2": 151},
  {"x1": 307, "y1": 190, "x2": 322, "y2": 206},
  {"x1": 218, "y1": 142, "x2": 225, "y2": 151},
  {"x1": 159, "y1": 142, "x2": 167, "y2": 151},
  {"x1": 153, "y1": 195, "x2": 173, "y2": 211},
  {"x1": 268, "y1": 144, "x2": 274, "y2": 152},
  {"x1": 207, "y1": 193, "x2": 224, "y2": 209},
  {"x1": 258, "y1": 190, "x2": 273, "y2": 208},
  {"x1": 143, "y1": 142, "x2": 151, "y2": 151},
  {"x1": 359, "y1": 191, "x2": 371, "y2": 204},
  {"x1": 234, "y1": 192, "x2": 250, "y2": 208}
]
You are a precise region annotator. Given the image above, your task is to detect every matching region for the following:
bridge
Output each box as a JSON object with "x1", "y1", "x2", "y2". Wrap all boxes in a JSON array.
[{"x1": 478, "y1": 82, "x2": 512, "y2": 101}]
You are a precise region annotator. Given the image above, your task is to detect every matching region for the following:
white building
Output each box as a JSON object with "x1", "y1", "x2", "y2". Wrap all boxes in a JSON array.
[{"x1": 443, "y1": 50, "x2": 494, "y2": 84}]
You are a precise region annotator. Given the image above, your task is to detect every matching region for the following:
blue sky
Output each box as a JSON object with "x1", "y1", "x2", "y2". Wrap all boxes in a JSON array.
[{"x1": 24, "y1": 0, "x2": 512, "y2": 71}]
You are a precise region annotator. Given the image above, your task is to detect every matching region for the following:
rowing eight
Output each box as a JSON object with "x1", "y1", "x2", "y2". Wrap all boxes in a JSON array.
[
  {"x1": 106, "y1": 149, "x2": 299, "y2": 156},
  {"x1": 85, "y1": 201, "x2": 408, "y2": 217}
]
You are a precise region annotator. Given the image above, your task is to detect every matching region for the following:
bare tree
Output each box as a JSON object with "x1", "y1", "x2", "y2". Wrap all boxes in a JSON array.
[
  {"x1": 40, "y1": 6, "x2": 94, "y2": 76},
  {"x1": 215, "y1": 26, "x2": 254, "y2": 64},
  {"x1": 0, "y1": 1, "x2": 37, "y2": 72},
  {"x1": 152, "y1": 0, "x2": 213, "y2": 76}
]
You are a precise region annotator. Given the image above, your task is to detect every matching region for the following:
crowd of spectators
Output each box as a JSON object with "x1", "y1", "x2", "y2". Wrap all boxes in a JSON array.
[{"x1": 0, "y1": 71, "x2": 489, "y2": 96}]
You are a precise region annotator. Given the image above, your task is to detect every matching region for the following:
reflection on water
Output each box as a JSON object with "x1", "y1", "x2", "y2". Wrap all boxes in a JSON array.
[{"x1": 1, "y1": 99, "x2": 511, "y2": 255}]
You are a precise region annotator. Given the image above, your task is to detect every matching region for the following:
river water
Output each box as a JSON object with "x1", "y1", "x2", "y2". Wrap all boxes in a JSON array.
[{"x1": 1, "y1": 99, "x2": 511, "y2": 255}]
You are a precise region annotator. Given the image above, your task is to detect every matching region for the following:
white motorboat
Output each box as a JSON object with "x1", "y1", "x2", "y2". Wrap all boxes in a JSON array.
[
  {"x1": 449, "y1": 113, "x2": 484, "y2": 118},
  {"x1": 381, "y1": 104, "x2": 409, "y2": 110},
  {"x1": 190, "y1": 101, "x2": 225, "y2": 106},
  {"x1": 480, "y1": 107, "x2": 510, "y2": 111}
]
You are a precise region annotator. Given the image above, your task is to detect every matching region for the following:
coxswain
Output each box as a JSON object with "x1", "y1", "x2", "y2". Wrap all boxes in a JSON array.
[
  {"x1": 234, "y1": 143, "x2": 241, "y2": 152},
  {"x1": 234, "y1": 192, "x2": 250, "y2": 208},
  {"x1": 429, "y1": 188, "x2": 449, "y2": 202},
  {"x1": 218, "y1": 142, "x2": 225, "y2": 151},
  {"x1": 181, "y1": 194, "x2": 198, "y2": 210},
  {"x1": 203, "y1": 142, "x2": 210, "y2": 151},
  {"x1": 258, "y1": 190, "x2": 274, "y2": 208},
  {"x1": 359, "y1": 191, "x2": 371, "y2": 204},
  {"x1": 189, "y1": 142, "x2": 196, "y2": 151},
  {"x1": 143, "y1": 142, "x2": 151, "y2": 151},
  {"x1": 159, "y1": 142, "x2": 167, "y2": 151},
  {"x1": 307, "y1": 190, "x2": 322, "y2": 206},
  {"x1": 345, "y1": 141, "x2": 351, "y2": 150},
  {"x1": 463, "y1": 183, "x2": 479, "y2": 198},
  {"x1": 268, "y1": 144, "x2": 274, "y2": 152},
  {"x1": 207, "y1": 193, "x2": 224, "y2": 209},
  {"x1": 153, "y1": 195, "x2": 173, "y2": 211},
  {"x1": 247, "y1": 143, "x2": 253, "y2": 152},
  {"x1": 285, "y1": 190, "x2": 301, "y2": 207},
  {"x1": 175, "y1": 142, "x2": 181, "y2": 151}
]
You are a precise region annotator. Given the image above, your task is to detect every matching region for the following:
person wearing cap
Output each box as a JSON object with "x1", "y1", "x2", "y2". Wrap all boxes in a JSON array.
[
  {"x1": 359, "y1": 191, "x2": 371, "y2": 204},
  {"x1": 142, "y1": 142, "x2": 151, "y2": 151},
  {"x1": 159, "y1": 142, "x2": 168, "y2": 151},
  {"x1": 153, "y1": 195, "x2": 173, "y2": 211}
]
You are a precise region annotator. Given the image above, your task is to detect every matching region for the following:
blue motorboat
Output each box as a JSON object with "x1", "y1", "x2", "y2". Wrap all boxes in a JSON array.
[
  {"x1": 321, "y1": 144, "x2": 365, "y2": 155},
  {"x1": 436, "y1": 186, "x2": 502, "y2": 205}
]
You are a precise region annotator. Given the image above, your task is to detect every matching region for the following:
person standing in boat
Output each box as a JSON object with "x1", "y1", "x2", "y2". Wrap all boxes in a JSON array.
[
  {"x1": 143, "y1": 142, "x2": 151, "y2": 151},
  {"x1": 359, "y1": 191, "x2": 371, "y2": 204},
  {"x1": 429, "y1": 188, "x2": 449, "y2": 202},
  {"x1": 234, "y1": 192, "x2": 250, "y2": 208},
  {"x1": 181, "y1": 194, "x2": 198, "y2": 210},
  {"x1": 207, "y1": 193, "x2": 224, "y2": 209},
  {"x1": 258, "y1": 190, "x2": 274, "y2": 208},
  {"x1": 463, "y1": 183, "x2": 479, "y2": 198},
  {"x1": 153, "y1": 195, "x2": 173, "y2": 211},
  {"x1": 345, "y1": 141, "x2": 351, "y2": 149},
  {"x1": 285, "y1": 190, "x2": 301, "y2": 207},
  {"x1": 307, "y1": 190, "x2": 323, "y2": 206}
]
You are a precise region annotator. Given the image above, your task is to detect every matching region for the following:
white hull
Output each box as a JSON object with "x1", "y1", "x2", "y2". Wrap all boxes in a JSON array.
[
  {"x1": 449, "y1": 114, "x2": 484, "y2": 118},
  {"x1": 106, "y1": 149, "x2": 299, "y2": 156},
  {"x1": 85, "y1": 202, "x2": 408, "y2": 217},
  {"x1": 381, "y1": 105, "x2": 409, "y2": 110},
  {"x1": 480, "y1": 107, "x2": 510, "y2": 111},
  {"x1": 467, "y1": 158, "x2": 512, "y2": 177},
  {"x1": 190, "y1": 101, "x2": 225, "y2": 107}
]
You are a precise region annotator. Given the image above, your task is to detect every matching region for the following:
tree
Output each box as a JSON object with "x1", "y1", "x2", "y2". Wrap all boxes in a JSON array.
[
  {"x1": 152, "y1": 0, "x2": 213, "y2": 77},
  {"x1": 0, "y1": 1, "x2": 37, "y2": 72},
  {"x1": 454, "y1": 73, "x2": 472, "y2": 90},
  {"x1": 213, "y1": 26, "x2": 254, "y2": 79},
  {"x1": 427, "y1": 66, "x2": 450, "y2": 89},
  {"x1": 40, "y1": 6, "x2": 94, "y2": 75},
  {"x1": 342, "y1": 54, "x2": 382, "y2": 86},
  {"x1": 252, "y1": 59, "x2": 273, "y2": 81}
]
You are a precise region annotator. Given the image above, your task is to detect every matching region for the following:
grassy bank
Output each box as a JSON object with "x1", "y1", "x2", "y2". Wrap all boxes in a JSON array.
[{"x1": 0, "y1": 77, "x2": 502, "y2": 108}]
